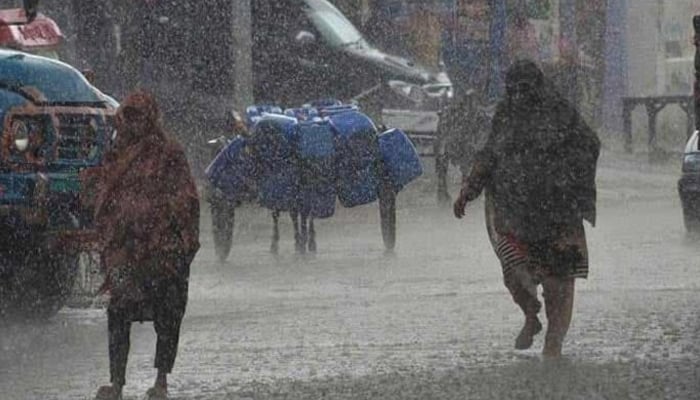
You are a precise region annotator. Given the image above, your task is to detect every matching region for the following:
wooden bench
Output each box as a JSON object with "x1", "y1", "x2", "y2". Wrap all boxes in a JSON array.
[{"x1": 621, "y1": 95, "x2": 695, "y2": 153}]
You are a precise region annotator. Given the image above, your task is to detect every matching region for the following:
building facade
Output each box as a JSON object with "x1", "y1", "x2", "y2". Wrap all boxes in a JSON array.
[{"x1": 5, "y1": 0, "x2": 697, "y2": 141}]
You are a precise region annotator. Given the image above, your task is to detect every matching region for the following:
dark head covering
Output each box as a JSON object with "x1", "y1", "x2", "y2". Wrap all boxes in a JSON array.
[
  {"x1": 505, "y1": 59, "x2": 544, "y2": 87},
  {"x1": 505, "y1": 59, "x2": 547, "y2": 111},
  {"x1": 115, "y1": 90, "x2": 164, "y2": 148}
]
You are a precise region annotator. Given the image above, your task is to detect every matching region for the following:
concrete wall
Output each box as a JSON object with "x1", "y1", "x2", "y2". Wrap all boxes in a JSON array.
[
  {"x1": 624, "y1": 0, "x2": 660, "y2": 96},
  {"x1": 622, "y1": 0, "x2": 697, "y2": 150},
  {"x1": 658, "y1": 0, "x2": 697, "y2": 95},
  {"x1": 625, "y1": 0, "x2": 697, "y2": 97}
]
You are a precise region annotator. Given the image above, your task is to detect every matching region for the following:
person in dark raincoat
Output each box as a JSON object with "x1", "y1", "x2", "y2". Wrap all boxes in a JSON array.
[
  {"x1": 453, "y1": 60, "x2": 599, "y2": 358},
  {"x1": 87, "y1": 91, "x2": 200, "y2": 400}
]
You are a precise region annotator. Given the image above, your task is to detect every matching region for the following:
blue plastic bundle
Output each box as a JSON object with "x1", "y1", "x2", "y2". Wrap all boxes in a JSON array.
[
  {"x1": 297, "y1": 119, "x2": 336, "y2": 218},
  {"x1": 249, "y1": 114, "x2": 300, "y2": 211},
  {"x1": 246, "y1": 104, "x2": 284, "y2": 129},
  {"x1": 284, "y1": 107, "x2": 320, "y2": 121},
  {"x1": 317, "y1": 104, "x2": 359, "y2": 117},
  {"x1": 210, "y1": 100, "x2": 421, "y2": 214},
  {"x1": 205, "y1": 136, "x2": 257, "y2": 202},
  {"x1": 329, "y1": 110, "x2": 380, "y2": 208},
  {"x1": 378, "y1": 128, "x2": 423, "y2": 191},
  {"x1": 305, "y1": 98, "x2": 343, "y2": 108}
]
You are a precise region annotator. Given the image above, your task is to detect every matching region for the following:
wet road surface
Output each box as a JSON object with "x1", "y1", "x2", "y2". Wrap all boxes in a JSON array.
[{"x1": 1, "y1": 155, "x2": 699, "y2": 399}]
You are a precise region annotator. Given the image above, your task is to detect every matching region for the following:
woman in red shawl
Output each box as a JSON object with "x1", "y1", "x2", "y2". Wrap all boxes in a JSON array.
[{"x1": 89, "y1": 91, "x2": 200, "y2": 400}]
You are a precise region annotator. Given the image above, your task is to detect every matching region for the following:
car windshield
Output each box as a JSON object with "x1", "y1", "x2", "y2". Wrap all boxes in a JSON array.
[
  {"x1": 304, "y1": 0, "x2": 366, "y2": 48},
  {"x1": 0, "y1": 52, "x2": 104, "y2": 104}
]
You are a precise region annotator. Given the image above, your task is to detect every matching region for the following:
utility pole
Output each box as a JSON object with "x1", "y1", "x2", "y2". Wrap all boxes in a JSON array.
[
  {"x1": 602, "y1": 0, "x2": 628, "y2": 132},
  {"x1": 231, "y1": 0, "x2": 253, "y2": 111},
  {"x1": 487, "y1": 0, "x2": 507, "y2": 101},
  {"x1": 558, "y1": 0, "x2": 578, "y2": 105},
  {"x1": 694, "y1": 14, "x2": 699, "y2": 131}
]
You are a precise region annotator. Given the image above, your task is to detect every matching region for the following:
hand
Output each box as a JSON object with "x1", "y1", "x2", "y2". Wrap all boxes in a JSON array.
[{"x1": 453, "y1": 190, "x2": 468, "y2": 219}]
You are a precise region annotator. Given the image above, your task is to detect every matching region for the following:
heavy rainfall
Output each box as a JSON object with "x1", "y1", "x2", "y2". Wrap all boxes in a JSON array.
[{"x1": 0, "y1": 0, "x2": 699, "y2": 399}]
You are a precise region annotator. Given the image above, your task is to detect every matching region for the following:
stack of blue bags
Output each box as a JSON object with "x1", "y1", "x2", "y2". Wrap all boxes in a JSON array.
[{"x1": 205, "y1": 101, "x2": 423, "y2": 218}]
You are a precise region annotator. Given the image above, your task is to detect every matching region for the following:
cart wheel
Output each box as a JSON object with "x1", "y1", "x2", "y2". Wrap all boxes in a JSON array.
[
  {"x1": 209, "y1": 191, "x2": 236, "y2": 263},
  {"x1": 379, "y1": 183, "x2": 396, "y2": 251}
]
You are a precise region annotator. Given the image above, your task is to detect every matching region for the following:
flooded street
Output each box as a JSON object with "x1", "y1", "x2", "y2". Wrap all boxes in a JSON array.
[
  {"x1": 0, "y1": 0, "x2": 696, "y2": 398},
  {"x1": 2, "y1": 155, "x2": 700, "y2": 400}
]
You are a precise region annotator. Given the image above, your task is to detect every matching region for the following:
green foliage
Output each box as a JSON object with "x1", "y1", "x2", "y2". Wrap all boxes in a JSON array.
[
  {"x1": 526, "y1": 0, "x2": 551, "y2": 20},
  {"x1": 506, "y1": 0, "x2": 551, "y2": 20}
]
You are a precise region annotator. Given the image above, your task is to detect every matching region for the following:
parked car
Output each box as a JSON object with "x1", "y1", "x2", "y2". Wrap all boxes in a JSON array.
[
  {"x1": 251, "y1": 0, "x2": 451, "y2": 118},
  {"x1": 0, "y1": 11, "x2": 117, "y2": 319},
  {"x1": 679, "y1": 15, "x2": 700, "y2": 234},
  {"x1": 679, "y1": 130, "x2": 700, "y2": 233}
]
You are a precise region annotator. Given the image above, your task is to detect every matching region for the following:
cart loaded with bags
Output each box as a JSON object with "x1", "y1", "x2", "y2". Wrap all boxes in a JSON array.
[{"x1": 205, "y1": 100, "x2": 423, "y2": 261}]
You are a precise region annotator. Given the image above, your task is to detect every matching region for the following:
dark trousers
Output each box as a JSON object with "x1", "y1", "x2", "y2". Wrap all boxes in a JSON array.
[{"x1": 108, "y1": 257, "x2": 190, "y2": 387}]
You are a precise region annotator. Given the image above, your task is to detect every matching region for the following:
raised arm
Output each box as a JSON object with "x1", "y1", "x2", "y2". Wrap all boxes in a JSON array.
[{"x1": 453, "y1": 108, "x2": 502, "y2": 218}]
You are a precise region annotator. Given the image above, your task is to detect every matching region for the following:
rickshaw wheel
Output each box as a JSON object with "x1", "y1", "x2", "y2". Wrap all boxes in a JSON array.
[
  {"x1": 208, "y1": 188, "x2": 236, "y2": 263},
  {"x1": 378, "y1": 182, "x2": 396, "y2": 251},
  {"x1": 0, "y1": 249, "x2": 79, "y2": 320}
]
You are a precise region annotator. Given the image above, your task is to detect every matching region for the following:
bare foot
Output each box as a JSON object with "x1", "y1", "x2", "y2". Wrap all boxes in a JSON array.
[
  {"x1": 515, "y1": 317, "x2": 542, "y2": 350},
  {"x1": 145, "y1": 385, "x2": 168, "y2": 400},
  {"x1": 94, "y1": 385, "x2": 122, "y2": 400},
  {"x1": 542, "y1": 339, "x2": 563, "y2": 359}
]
